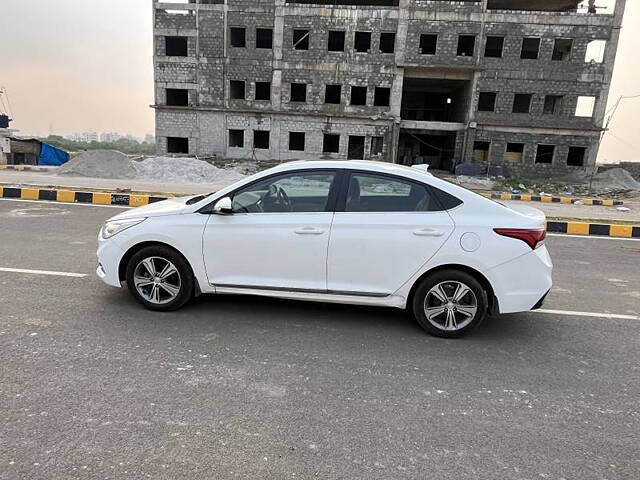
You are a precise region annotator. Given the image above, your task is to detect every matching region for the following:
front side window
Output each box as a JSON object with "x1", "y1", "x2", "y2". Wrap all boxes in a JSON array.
[
  {"x1": 345, "y1": 173, "x2": 455, "y2": 212},
  {"x1": 232, "y1": 172, "x2": 336, "y2": 213}
]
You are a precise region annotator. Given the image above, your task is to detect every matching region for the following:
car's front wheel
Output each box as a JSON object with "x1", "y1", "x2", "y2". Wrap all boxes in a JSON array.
[
  {"x1": 412, "y1": 269, "x2": 488, "y2": 338},
  {"x1": 125, "y1": 245, "x2": 194, "y2": 311}
]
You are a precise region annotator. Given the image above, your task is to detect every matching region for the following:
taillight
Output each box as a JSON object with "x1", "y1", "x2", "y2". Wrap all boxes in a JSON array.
[{"x1": 494, "y1": 228, "x2": 546, "y2": 250}]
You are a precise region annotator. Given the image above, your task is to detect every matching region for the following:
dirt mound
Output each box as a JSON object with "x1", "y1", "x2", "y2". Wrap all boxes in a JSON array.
[
  {"x1": 133, "y1": 157, "x2": 245, "y2": 184},
  {"x1": 591, "y1": 168, "x2": 640, "y2": 194},
  {"x1": 58, "y1": 150, "x2": 137, "y2": 179},
  {"x1": 57, "y1": 151, "x2": 246, "y2": 185}
]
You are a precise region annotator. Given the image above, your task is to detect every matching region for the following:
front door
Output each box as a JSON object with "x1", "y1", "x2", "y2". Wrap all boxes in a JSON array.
[
  {"x1": 327, "y1": 171, "x2": 455, "y2": 296},
  {"x1": 203, "y1": 170, "x2": 337, "y2": 292}
]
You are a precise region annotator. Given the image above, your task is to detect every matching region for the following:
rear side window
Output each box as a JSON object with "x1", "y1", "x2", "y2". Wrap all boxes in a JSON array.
[{"x1": 344, "y1": 173, "x2": 460, "y2": 212}]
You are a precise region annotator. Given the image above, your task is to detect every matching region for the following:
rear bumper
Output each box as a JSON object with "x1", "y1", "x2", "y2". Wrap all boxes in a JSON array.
[{"x1": 487, "y1": 245, "x2": 553, "y2": 314}]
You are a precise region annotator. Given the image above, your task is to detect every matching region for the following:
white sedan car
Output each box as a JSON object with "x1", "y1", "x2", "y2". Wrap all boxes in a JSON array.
[{"x1": 97, "y1": 160, "x2": 552, "y2": 337}]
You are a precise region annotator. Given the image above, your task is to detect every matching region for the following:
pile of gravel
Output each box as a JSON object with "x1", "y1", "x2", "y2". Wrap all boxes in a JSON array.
[
  {"x1": 58, "y1": 150, "x2": 137, "y2": 179},
  {"x1": 57, "y1": 150, "x2": 246, "y2": 184},
  {"x1": 591, "y1": 168, "x2": 640, "y2": 194}
]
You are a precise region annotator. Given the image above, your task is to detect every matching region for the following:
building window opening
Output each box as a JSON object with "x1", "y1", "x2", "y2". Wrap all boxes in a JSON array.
[
  {"x1": 165, "y1": 36, "x2": 188, "y2": 56},
  {"x1": 457, "y1": 35, "x2": 476, "y2": 57},
  {"x1": 255, "y1": 81, "x2": 271, "y2": 101},
  {"x1": 230, "y1": 27, "x2": 246, "y2": 48},
  {"x1": 370, "y1": 136, "x2": 384, "y2": 156},
  {"x1": 253, "y1": 130, "x2": 270, "y2": 149},
  {"x1": 325, "y1": 84, "x2": 341, "y2": 104},
  {"x1": 350, "y1": 86, "x2": 367, "y2": 106},
  {"x1": 473, "y1": 141, "x2": 490, "y2": 162},
  {"x1": 290, "y1": 83, "x2": 307, "y2": 102},
  {"x1": 323, "y1": 134, "x2": 340, "y2": 153},
  {"x1": 374, "y1": 87, "x2": 391, "y2": 107},
  {"x1": 328, "y1": 31, "x2": 346, "y2": 52},
  {"x1": 420, "y1": 34, "x2": 438, "y2": 55},
  {"x1": 521, "y1": 37, "x2": 541, "y2": 59},
  {"x1": 289, "y1": 132, "x2": 305, "y2": 151},
  {"x1": 230, "y1": 80, "x2": 245, "y2": 100},
  {"x1": 229, "y1": 130, "x2": 244, "y2": 148},
  {"x1": 478, "y1": 92, "x2": 497, "y2": 112},
  {"x1": 575, "y1": 96, "x2": 596, "y2": 117},
  {"x1": 552, "y1": 38, "x2": 573, "y2": 60},
  {"x1": 567, "y1": 146, "x2": 586, "y2": 166},
  {"x1": 512, "y1": 93, "x2": 532, "y2": 113},
  {"x1": 354, "y1": 31, "x2": 372, "y2": 53},
  {"x1": 347, "y1": 136, "x2": 365, "y2": 160},
  {"x1": 167, "y1": 137, "x2": 189, "y2": 154},
  {"x1": 166, "y1": 88, "x2": 189, "y2": 106},
  {"x1": 256, "y1": 28, "x2": 273, "y2": 49},
  {"x1": 505, "y1": 143, "x2": 525, "y2": 162},
  {"x1": 293, "y1": 29, "x2": 310, "y2": 50},
  {"x1": 543, "y1": 95, "x2": 563, "y2": 115},
  {"x1": 536, "y1": 144, "x2": 555, "y2": 164},
  {"x1": 380, "y1": 32, "x2": 395, "y2": 53},
  {"x1": 585, "y1": 39, "x2": 606, "y2": 63},
  {"x1": 484, "y1": 36, "x2": 504, "y2": 58},
  {"x1": 401, "y1": 77, "x2": 470, "y2": 122}
]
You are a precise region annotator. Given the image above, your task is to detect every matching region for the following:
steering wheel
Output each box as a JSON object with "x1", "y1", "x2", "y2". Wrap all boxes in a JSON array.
[
  {"x1": 256, "y1": 184, "x2": 292, "y2": 212},
  {"x1": 276, "y1": 186, "x2": 292, "y2": 211}
]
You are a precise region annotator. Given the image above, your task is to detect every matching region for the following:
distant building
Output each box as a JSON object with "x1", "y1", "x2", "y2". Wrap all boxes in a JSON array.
[
  {"x1": 69, "y1": 132, "x2": 99, "y2": 143},
  {"x1": 101, "y1": 132, "x2": 123, "y2": 143},
  {"x1": 152, "y1": 0, "x2": 627, "y2": 175}
]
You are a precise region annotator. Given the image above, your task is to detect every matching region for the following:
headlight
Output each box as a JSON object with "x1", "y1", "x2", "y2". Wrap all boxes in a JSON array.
[{"x1": 100, "y1": 218, "x2": 146, "y2": 239}]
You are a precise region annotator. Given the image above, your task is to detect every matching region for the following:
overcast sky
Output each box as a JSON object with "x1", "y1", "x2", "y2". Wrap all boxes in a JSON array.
[{"x1": 0, "y1": 0, "x2": 638, "y2": 162}]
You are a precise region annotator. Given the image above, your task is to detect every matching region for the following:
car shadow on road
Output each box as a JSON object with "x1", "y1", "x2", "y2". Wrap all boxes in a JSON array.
[{"x1": 104, "y1": 287, "x2": 546, "y2": 345}]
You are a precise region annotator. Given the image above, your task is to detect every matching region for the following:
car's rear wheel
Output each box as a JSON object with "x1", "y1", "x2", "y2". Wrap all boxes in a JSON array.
[
  {"x1": 412, "y1": 269, "x2": 488, "y2": 338},
  {"x1": 125, "y1": 246, "x2": 194, "y2": 311}
]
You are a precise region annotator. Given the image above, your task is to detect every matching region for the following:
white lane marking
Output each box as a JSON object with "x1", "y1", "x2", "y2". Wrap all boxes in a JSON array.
[
  {"x1": 547, "y1": 233, "x2": 640, "y2": 242},
  {"x1": 0, "y1": 267, "x2": 87, "y2": 278},
  {"x1": 535, "y1": 308, "x2": 639, "y2": 321},
  {"x1": 0, "y1": 198, "x2": 131, "y2": 209}
]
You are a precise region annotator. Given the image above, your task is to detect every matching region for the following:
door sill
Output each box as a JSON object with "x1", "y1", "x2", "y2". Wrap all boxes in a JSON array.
[{"x1": 212, "y1": 283, "x2": 389, "y2": 298}]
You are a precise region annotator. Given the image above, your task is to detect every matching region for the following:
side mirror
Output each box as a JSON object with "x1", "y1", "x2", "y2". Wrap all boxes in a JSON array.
[{"x1": 213, "y1": 196, "x2": 233, "y2": 215}]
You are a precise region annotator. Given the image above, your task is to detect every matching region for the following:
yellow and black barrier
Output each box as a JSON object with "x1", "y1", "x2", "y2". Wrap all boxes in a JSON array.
[
  {"x1": 485, "y1": 192, "x2": 624, "y2": 207},
  {"x1": 546, "y1": 220, "x2": 639, "y2": 239},
  {"x1": 2, "y1": 185, "x2": 638, "y2": 238},
  {"x1": 0, "y1": 186, "x2": 169, "y2": 207}
]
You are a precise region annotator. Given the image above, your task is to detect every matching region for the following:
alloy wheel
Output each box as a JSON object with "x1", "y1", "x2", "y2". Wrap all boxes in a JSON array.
[
  {"x1": 133, "y1": 256, "x2": 182, "y2": 305},
  {"x1": 423, "y1": 281, "x2": 478, "y2": 331}
]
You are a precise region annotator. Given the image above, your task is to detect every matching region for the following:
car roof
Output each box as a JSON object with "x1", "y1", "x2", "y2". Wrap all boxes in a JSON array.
[{"x1": 268, "y1": 160, "x2": 431, "y2": 179}]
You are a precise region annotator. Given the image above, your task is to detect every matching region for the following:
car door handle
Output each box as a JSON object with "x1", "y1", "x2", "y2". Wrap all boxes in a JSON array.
[
  {"x1": 294, "y1": 227, "x2": 325, "y2": 235},
  {"x1": 413, "y1": 228, "x2": 445, "y2": 237}
]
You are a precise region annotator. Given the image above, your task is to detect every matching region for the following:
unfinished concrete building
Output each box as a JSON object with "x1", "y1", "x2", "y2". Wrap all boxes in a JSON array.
[{"x1": 152, "y1": 0, "x2": 626, "y2": 174}]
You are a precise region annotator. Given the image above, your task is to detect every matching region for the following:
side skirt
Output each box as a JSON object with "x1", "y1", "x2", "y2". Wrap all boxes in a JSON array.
[{"x1": 211, "y1": 284, "x2": 406, "y2": 309}]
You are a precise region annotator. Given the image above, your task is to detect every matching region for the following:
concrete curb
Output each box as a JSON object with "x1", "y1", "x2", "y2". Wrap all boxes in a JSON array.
[
  {"x1": 0, "y1": 186, "x2": 168, "y2": 207},
  {"x1": 2, "y1": 185, "x2": 638, "y2": 238},
  {"x1": 484, "y1": 192, "x2": 624, "y2": 206},
  {"x1": 547, "y1": 220, "x2": 640, "y2": 238},
  {"x1": 0, "y1": 165, "x2": 56, "y2": 173}
]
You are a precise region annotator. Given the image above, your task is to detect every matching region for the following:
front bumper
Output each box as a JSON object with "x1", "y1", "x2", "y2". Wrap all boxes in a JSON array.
[{"x1": 96, "y1": 237, "x2": 125, "y2": 288}]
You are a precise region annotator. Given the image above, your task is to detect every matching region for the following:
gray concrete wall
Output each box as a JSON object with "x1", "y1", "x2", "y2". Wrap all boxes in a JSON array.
[{"x1": 152, "y1": 0, "x2": 626, "y2": 174}]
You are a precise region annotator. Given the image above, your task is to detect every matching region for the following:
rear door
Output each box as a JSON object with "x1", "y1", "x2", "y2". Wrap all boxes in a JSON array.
[{"x1": 327, "y1": 171, "x2": 455, "y2": 296}]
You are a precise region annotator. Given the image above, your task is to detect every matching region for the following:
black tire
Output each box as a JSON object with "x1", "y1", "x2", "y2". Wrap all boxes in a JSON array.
[
  {"x1": 125, "y1": 245, "x2": 194, "y2": 311},
  {"x1": 412, "y1": 269, "x2": 488, "y2": 338}
]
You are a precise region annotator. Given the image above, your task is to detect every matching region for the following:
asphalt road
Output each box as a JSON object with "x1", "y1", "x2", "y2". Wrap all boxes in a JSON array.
[{"x1": 1, "y1": 199, "x2": 638, "y2": 480}]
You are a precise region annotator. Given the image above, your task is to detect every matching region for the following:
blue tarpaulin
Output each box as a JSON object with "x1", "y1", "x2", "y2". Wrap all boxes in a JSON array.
[{"x1": 38, "y1": 143, "x2": 70, "y2": 166}]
